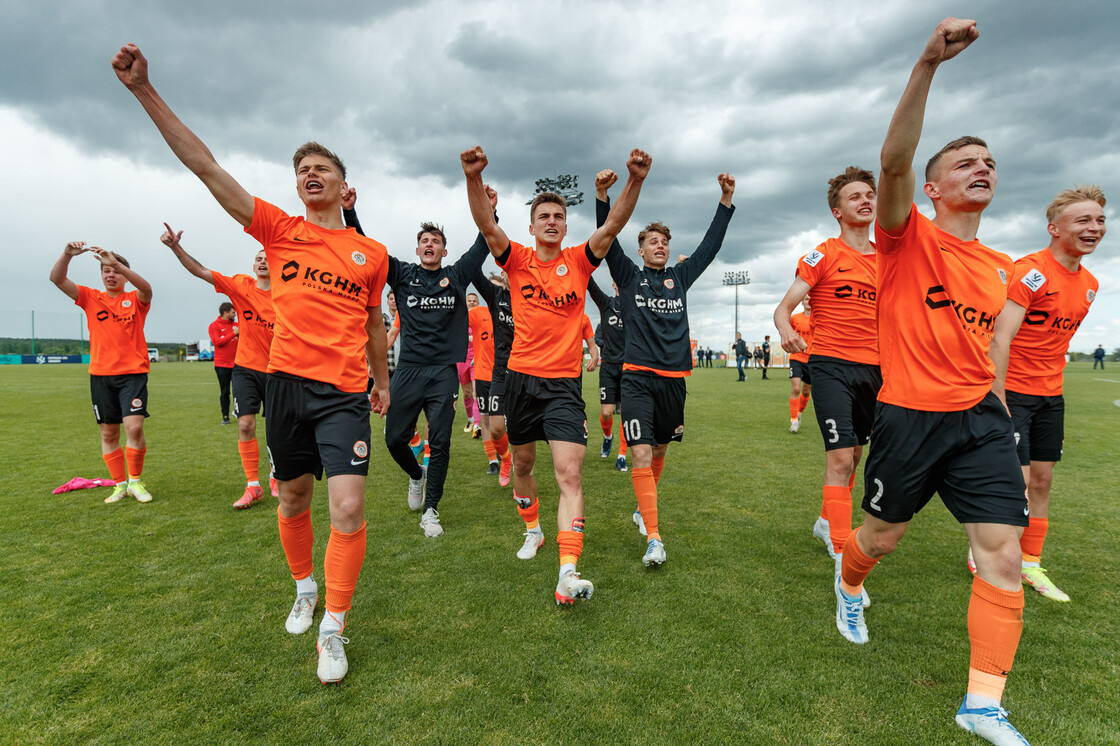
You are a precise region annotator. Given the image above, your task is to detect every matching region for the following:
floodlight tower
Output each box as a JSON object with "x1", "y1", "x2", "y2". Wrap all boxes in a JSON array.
[{"x1": 723, "y1": 270, "x2": 750, "y2": 338}]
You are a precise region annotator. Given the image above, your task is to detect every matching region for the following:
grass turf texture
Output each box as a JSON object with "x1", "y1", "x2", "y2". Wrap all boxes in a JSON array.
[{"x1": 2, "y1": 362, "x2": 1118, "y2": 745}]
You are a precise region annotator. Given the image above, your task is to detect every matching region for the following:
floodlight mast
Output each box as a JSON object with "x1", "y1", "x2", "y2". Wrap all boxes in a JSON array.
[{"x1": 722, "y1": 270, "x2": 750, "y2": 338}]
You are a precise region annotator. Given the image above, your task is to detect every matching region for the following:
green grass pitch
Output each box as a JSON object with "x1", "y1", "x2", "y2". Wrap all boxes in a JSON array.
[{"x1": 2, "y1": 362, "x2": 1117, "y2": 744}]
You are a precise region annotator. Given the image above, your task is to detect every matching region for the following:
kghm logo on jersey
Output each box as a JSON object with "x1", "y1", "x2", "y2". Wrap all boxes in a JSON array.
[
  {"x1": 635, "y1": 294, "x2": 684, "y2": 313},
  {"x1": 280, "y1": 260, "x2": 363, "y2": 298},
  {"x1": 924, "y1": 285, "x2": 996, "y2": 335},
  {"x1": 353, "y1": 441, "x2": 369, "y2": 458},
  {"x1": 1021, "y1": 269, "x2": 1046, "y2": 292},
  {"x1": 802, "y1": 250, "x2": 824, "y2": 267},
  {"x1": 96, "y1": 310, "x2": 110, "y2": 321},
  {"x1": 834, "y1": 285, "x2": 876, "y2": 302},
  {"x1": 351, "y1": 251, "x2": 366, "y2": 266},
  {"x1": 520, "y1": 284, "x2": 579, "y2": 308}
]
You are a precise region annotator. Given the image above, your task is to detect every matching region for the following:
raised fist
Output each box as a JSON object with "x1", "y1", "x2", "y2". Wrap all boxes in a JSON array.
[
  {"x1": 460, "y1": 146, "x2": 488, "y2": 176},
  {"x1": 111, "y1": 43, "x2": 149, "y2": 89}
]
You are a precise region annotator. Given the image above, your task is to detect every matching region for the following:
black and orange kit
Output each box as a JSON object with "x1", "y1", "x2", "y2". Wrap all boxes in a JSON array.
[
  {"x1": 864, "y1": 205, "x2": 1025, "y2": 526},
  {"x1": 588, "y1": 275, "x2": 624, "y2": 406},
  {"x1": 245, "y1": 197, "x2": 387, "y2": 480},
  {"x1": 76, "y1": 286, "x2": 151, "y2": 424},
  {"x1": 212, "y1": 271, "x2": 275, "y2": 416},
  {"x1": 471, "y1": 268, "x2": 514, "y2": 415},
  {"x1": 603, "y1": 199, "x2": 735, "y2": 446}
]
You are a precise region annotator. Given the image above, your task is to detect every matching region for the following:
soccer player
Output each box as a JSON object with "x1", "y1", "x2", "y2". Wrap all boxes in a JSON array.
[
  {"x1": 588, "y1": 277, "x2": 630, "y2": 471},
  {"x1": 786, "y1": 297, "x2": 813, "y2": 433},
  {"x1": 113, "y1": 44, "x2": 390, "y2": 684},
  {"x1": 470, "y1": 269, "x2": 515, "y2": 488},
  {"x1": 460, "y1": 293, "x2": 481, "y2": 437},
  {"x1": 50, "y1": 242, "x2": 154, "y2": 504},
  {"x1": 159, "y1": 225, "x2": 277, "y2": 508},
  {"x1": 208, "y1": 302, "x2": 238, "y2": 425},
  {"x1": 468, "y1": 292, "x2": 500, "y2": 473},
  {"x1": 774, "y1": 167, "x2": 880, "y2": 564},
  {"x1": 760, "y1": 336, "x2": 772, "y2": 379},
  {"x1": 461, "y1": 145, "x2": 651, "y2": 603},
  {"x1": 598, "y1": 168, "x2": 736, "y2": 566},
  {"x1": 830, "y1": 20, "x2": 1032, "y2": 745},
  {"x1": 989, "y1": 186, "x2": 1105, "y2": 603},
  {"x1": 343, "y1": 190, "x2": 491, "y2": 537}
]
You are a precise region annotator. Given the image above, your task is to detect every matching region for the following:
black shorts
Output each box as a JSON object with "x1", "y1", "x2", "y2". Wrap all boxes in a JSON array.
[
  {"x1": 1006, "y1": 391, "x2": 1064, "y2": 465},
  {"x1": 862, "y1": 393, "x2": 1027, "y2": 526},
  {"x1": 488, "y1": 366, "x2": 507, "y2": 416},
  {"x1": 789, "y1": 359, "x2": 812, "y2": 385},
  {"x1": 90, "y1": 373, "x2": 149, "y2": 424},
  {"x1": 620, "y1": 370, "x2": 687, "y2": 447},
  {"x1": 475, "y1": 379, "x2": 495, "y2": 416},
  {"x1": 232, "y1": 366, "x2": 268, "y2": 417},
  {"x1": 504, "y1": 370, "x2": 587, "y2": 446},
  {"x1": 265, "y1": 372, "x2": 372, "y2": 481},
  {"x1": 809, "y1": 355, "x2": 881, "y2": 451},
  {"x1": 599, "y1": 361, "x2": 623, "y2": 406}
]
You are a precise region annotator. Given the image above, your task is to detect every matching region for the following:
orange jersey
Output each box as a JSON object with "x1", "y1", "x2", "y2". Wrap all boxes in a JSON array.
[
  {"x1": 875, "y1": 205, "x2": 1013, "y2": 411},
  {"x1": 1005, "y1": 248, "x2": 1098, "y2": 396},
  {"x1": 75, "y1": 287, "x2": 150, "y2": 376},
  {"x1": 498, "y1": 241, "x2": 599, "y2": 378},
  {"x1": 582, "y1": 314, "x2": 594, "y2": 342},
  {"x1": 245, "y1": 198, "x2": 388, "y2": 393},
  {"x1": 796, "y1": 237, "x2": 878, "y2": 364},
  {"x1": 211, "y1": 272, "x2": 275, "y2": 373},
  {"x1": 789, "y1": 311, "x2": 813, "y2": 363},
  {"x1": 468, "y1": 305, "x2": 495, "y2": 382}
]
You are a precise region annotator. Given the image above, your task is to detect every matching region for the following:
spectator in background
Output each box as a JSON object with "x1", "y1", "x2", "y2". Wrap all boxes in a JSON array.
[{"x1": 209, "y1": 302, "x2": 238, "y2": 425}]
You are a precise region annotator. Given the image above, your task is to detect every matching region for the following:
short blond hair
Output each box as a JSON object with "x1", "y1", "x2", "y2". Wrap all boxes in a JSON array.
[
  {"x1": 292, "y1": 142, "x2": 346, "y2": 180},
  {"x1": 638, "y1": 222, "x2": 671, "y2": 247},
  {"x1": 1046, "y1": 185, "x2": 1106, "y2": 223},
  {"x1": 827, "y1": 167, "x2": 876, "y2": 209}
]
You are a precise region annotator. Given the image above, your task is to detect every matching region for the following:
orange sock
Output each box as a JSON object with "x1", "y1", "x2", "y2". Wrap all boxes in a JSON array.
[
  {"x1": 557, "y1": 519, "x2": 584, "y2": 566},
  {"x1": 324, "y1": 522, "x2": 367, "y2": 613},
  {"x1": 632, "y1": 467, "x2": 660, "y2": 541},
  {"x1": 125, "y1": 446, "x2": 146, "y2": 480},
  {"x1": 493, "y1": 433, "x2": 509, "y2": 460},
  {"x1": 848, "y1": 471, "x2": 856, "y2": 492},
  {"x1": 619, "y1": 426, "x2": 628, "y2": 456},
  {"x1": 424, "y1": 441, "x2": 430, "y2": 458},
  {"x1": 599, "y1": 415, "x2": 613, "y2": 437},
  {"x1": 513, "y1": 492, "x2": 539, "y2": 530},
  {"x1": 237, "y1": 439, "x2": 260, "y2": 482},
  {"x1": 102, "y1": 447, "x2": 127, "y2": 483},
  {"x1": 277, "y1": 506, "x2": 314, "y2": 580},
  {"x1": 967, "y1": 575, "x2": 1024, "y2": 703},
  {"x1": 789, "y1": 397, "x2": 799, "y2": 421},
  {"x1": 799, "y1": 393, "x2": 810, "y2": 414},
  {"x1": 1020, "y1": 516, "x2": 1048, "y2": 562},
  {"x1": 651, "y1": 454, "x2": 666, "y2": 484},
  {"x1": 823, "y1": 485, "x2": 852, "y2": 555},
  {"x1": 409, "y1": 430, "x2": 422, "y2": 448},
  {"x1": 483, "y1": 439, "x2": 497, "y2": 461},
  {"x1": 840, "y1": 527, "x2": 880, "y2": 595}
]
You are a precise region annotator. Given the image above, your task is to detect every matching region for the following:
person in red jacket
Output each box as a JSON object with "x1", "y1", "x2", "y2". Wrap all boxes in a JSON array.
[{"x1": 208, "y1": 302, "x2": 239, "y2": 424}]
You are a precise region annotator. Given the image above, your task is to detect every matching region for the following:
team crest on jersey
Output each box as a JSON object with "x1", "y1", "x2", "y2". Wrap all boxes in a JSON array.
[
  {"x1": 674, "y1": 425, "x2": 684, "y2": 435},
  {"x1": 663, "y1": 278, "x2": 675, "y2": 290},
  {"x1": 351, "y1": 251, "x2": 367, "y2": 266},
  {"x1": 1087, "y1": 289, "x2": 1096, "y2": 303},
  {"x1": 802, "y1": 250, "x2": 824, "y2": 267},
  {"x1": 122, "y1": 299, "x2": 132, "y2": 308},
  {"x1": 556, "y1": 264, "x2": 569, "y2": 277},
  {"x1": 131, "y1": 398, "x2": 143, "y2": 408},
  {"x1": 997, "y1": 268, "x2": 1008, "y2": 285},
  {"x1": 439, "y1": 277, "x2": 450, "y2": 288},
  {"x1": 353, "y1": 441, "x2": 369, "y2": 458},
  {"x1": 1021, "y1": 269, "x2": 1045, "y2": 291}
]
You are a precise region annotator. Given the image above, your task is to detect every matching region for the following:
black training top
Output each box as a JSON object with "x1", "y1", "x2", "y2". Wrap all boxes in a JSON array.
[
  {"x1": 587, "y1": 274, "x2": 624, "y2": 365},
  {"x1": 600, "y1": 197, "x2": 735, "y2": 373},
  {"x1": 471, "y1": 268, "x2": 514, "y2": 372}
]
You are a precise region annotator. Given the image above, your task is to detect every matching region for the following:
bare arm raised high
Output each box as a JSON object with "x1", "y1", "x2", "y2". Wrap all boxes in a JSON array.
[
  {"x1": 112, "y1": 44, "x2": 254, "y2": 227},
  {"x1": 878, "y1": 18, "x2": 979, "y2": 233},
  {"x1": 160, "y1": 223, "x2": 214, "y2": 285},
  {"x1": 588, "y1": 149, "x2": 651, "y2": 259},
  {"x1": 49, "y1": 242, "x2": 89, "y2": 300},
  {"x1": 461, "y1": 147, "x2": 509, "y2": 258}
]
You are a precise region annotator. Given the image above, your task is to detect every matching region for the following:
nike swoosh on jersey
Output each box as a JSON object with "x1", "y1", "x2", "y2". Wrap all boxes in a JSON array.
[
  {"x1": 293, "y1": 237, "x2": 310, "y2": 243},
  {"x1": 130, "y1": 407, "x2": 143, "y2": 412},
  {"x1": 1044, "y1": 291, "x2": 1059, "y2": 296},
  {"x1": 350, "y1": 458, "x2": 368, "y2": 466},
  {"x1": 837, "y1": 267, "x2": 852, "y2": 272}
]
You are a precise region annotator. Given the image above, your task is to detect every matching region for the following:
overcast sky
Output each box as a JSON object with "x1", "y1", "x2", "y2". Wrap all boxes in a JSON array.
[{"x1": 3, "y1": 1, "x2": 1118, "y2": 354}]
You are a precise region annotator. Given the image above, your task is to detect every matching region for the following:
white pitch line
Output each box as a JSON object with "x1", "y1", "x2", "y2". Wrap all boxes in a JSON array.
[{"x1": 1094, "y1": 378, "x2": 1120, "y2": 383}]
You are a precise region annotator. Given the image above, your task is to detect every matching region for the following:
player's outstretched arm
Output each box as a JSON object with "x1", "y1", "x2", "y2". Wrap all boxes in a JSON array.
[
  {"x1": 365, "y1": 308, "x2": 390, "y2": 417},
  {"x1": 681, "y1": 173, "x2": 737, "y2": 285},
  {"x1": 989, "y1": 298, "x2": 1027, "y2": 412},
  {"x1": 585, "y1": 335, "x2": 600, "y2": 372},
  {"x1": 878, "y1": 18, "x2": 979, "y2": 233},
  {"x1": 774, "y1": 278, "x2": 813, "y2": 354},
  {"x1": 461, "y1": 147, "x2": 510, "y2": 258},
  {"x1": 94, "y1": 248, "x2": 153, "y2": 304},
  {"x1": 342, "y1": 187, "x2": 365, "y2": 237},
  {"x1": 112, "y1": 44, "x2": 254, "y2": 227},
  {"x1": 590, "y1": 150, "x2": 651, "y2": 258},
  {"x1": 49, "y1": 241, "x2": 88, "y2": 300},
  {"x1": 160, "y1": 223, "x2": 214, "y2": 285}
]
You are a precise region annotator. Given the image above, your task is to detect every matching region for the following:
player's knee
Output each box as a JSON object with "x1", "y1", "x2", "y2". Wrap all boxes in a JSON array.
[
  {"x1": 237, "y1": 417, "x2": 255, "y2": 439},
  {"x1": 123, "y1": 421, "x2": 144, "y2": 442}
]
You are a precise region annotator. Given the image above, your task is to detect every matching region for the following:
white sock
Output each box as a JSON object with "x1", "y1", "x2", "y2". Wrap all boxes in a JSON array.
[
  {"x1": 1022, "y1": 560, "x2": 1040, "y2": 568},
  {"x1": 248, "y1": 480, "x2": 260, "y2": 487},
  {"x1": 320, "y1": 609, "x2": 346, "y2": 636},
  {"x1": 965, "y1": 693, "x2": 1001, "y2": 711},
  {"x1": 295, "y1": 574, "x2": 317, "y2": 597},
  {"x1": 559, "y1": 562, "x2": 576, "y2": 579}
]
